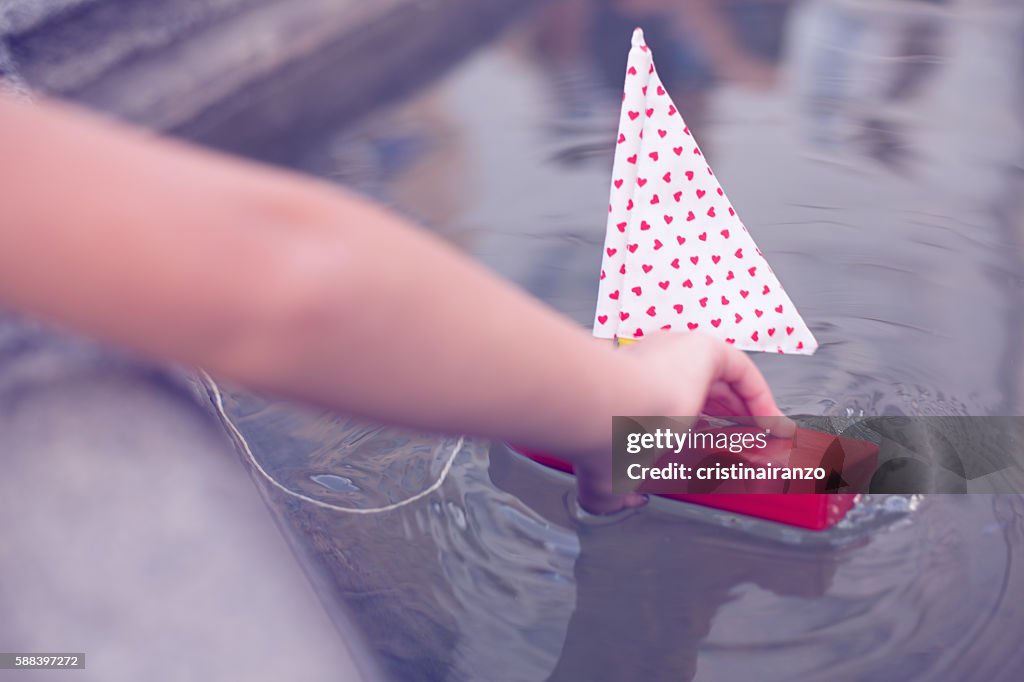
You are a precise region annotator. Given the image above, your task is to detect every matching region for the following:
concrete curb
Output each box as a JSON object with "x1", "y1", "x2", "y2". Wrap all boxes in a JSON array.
[{"x1": 4, "y1": 0, "x2": 532, "y2": 162}]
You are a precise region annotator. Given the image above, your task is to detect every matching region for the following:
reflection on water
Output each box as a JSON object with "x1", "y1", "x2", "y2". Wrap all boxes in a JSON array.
[{"x1": 215, "y1": 1, "x2": 1024, "y2": 680}]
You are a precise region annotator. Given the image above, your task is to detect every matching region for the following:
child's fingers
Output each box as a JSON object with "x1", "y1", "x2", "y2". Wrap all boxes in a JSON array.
[
  {"x1": 714, "y1": 344, "x2": 775, "y2": 413},
  {"x1": 703, "y1": 382, "x2": 750, "y2": 417},
  {"x1": 716, "y1": 345, "x2": 795, "y2": 437}
]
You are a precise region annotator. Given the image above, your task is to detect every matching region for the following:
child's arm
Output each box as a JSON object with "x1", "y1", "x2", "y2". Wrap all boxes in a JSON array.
[{"x1": 0, "y1": 97, "x2": 786, "y2": 513}]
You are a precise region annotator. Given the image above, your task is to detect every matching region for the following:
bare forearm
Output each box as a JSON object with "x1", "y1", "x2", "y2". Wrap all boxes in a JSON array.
[
  {"x1": 0, "y1": 98, "x2": 666, "y2": 455},
  {"x1": 243, "y1": 186, "x2": 667, "y2": 452}
]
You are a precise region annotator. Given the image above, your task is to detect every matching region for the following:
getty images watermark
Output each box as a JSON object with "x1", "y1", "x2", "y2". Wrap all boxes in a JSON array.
[
  {"x1": 611, "y1": 415, "x2": 1024, "y2": 495},
  {"x1": 623, "y1": 423, "x2": 826, "y2": 484}
]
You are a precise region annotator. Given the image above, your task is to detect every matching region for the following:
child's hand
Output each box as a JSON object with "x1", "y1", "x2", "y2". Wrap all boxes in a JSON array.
[{"x1": 572, "y1": 332, "x2": 792, "y2": 515}]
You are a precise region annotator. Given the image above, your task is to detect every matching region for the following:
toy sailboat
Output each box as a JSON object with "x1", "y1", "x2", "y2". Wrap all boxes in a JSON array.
[
  {"x1": 593, "y1": 28, "x2": 817, "y2": 354},
  {"x1": 509, "y1": 30, "x2": 875, "y2": 532}
]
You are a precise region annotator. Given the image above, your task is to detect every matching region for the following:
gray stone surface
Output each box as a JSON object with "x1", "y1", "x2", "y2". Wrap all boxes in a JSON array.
[
  {"x1": 1, "y1": 0, "x2": 531, "y2": 161},
  {"x1": 0, "y1": 317, "x2": 383, "y2": 681},
  {"x1": 1, "y1": 0, "x2": 100, "y2": 34}
]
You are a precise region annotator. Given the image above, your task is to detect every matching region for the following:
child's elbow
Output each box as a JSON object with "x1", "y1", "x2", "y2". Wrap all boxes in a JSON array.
[{"x1": 200, "y1": 217, "x2": 358, "y2": 391}]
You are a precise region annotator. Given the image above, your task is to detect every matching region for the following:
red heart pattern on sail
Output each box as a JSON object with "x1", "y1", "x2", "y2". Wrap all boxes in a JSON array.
[{"x1": 592, "y1": 28, "x2": 816, "y2": 355}]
